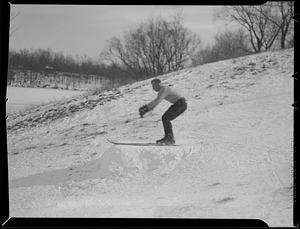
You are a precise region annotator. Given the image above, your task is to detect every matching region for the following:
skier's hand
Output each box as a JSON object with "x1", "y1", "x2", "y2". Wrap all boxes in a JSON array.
[{"x1": 139, "y1": 105, "x2": 149, "y2": 118}]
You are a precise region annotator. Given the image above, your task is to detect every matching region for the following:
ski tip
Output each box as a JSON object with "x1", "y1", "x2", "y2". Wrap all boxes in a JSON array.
[{"x1": 107, "y1": 139, "x2": 115, "y2": 144}]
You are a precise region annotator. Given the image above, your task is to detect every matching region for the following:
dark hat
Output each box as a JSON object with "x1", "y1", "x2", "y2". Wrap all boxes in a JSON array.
[{"x1": 151, "y1": 78, "x2": 161, "y2": 84}]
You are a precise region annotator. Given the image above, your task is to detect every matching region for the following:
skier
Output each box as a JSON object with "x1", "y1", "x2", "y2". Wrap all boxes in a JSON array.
[{"x1": 139, "y1": 78, "x2": 187, "y2": 145}]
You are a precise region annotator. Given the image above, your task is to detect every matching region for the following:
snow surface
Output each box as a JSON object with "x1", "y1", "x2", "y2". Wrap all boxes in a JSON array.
[
  {"x1": 7, "y1": 49, "x2": 294, "y2": 226},
  {"x1": 6, "y1": 86, "x2": 84, "y2": 114}
]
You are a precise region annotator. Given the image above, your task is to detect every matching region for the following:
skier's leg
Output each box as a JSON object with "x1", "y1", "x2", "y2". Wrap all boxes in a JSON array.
[
  {"x1": 162, "y1": 109, "x2": 174, "y2": 137},
  {"x1": 161, "y1": 99, "x2": 187, "y2": 143}
]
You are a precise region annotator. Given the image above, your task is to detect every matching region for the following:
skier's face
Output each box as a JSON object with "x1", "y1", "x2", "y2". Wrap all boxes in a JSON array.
[{"x1": 151, "y1": 82, "x2": 160, "y2": 92}]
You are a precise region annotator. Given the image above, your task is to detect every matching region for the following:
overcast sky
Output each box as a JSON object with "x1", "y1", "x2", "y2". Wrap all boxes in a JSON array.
[{"x1": 9, "y1": 5, "x2": 229, "y2": 59}]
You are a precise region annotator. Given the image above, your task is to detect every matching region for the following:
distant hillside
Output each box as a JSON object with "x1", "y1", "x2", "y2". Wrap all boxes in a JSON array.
[{"x1": 8, "y1": 69, "x2": 115, "y2": 91}]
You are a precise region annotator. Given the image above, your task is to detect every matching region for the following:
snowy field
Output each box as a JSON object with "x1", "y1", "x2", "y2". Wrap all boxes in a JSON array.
[
  {"x1": 6, "y1": 86, "x2": 84, "y2": 114},
  {"x1": 7, "y1": 49, "x2": 294, "y2": 227}
]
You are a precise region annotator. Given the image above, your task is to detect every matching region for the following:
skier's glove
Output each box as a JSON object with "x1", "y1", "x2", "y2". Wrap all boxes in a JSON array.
[{"x1": 139, "y1": 105, "x2": 149, "y2": 118}]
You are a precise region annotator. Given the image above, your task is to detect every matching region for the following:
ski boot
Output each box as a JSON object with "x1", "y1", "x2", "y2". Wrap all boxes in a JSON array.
[
  {"x1": 156, "y1": 135, "x2": 167, "y2": 144},
  {"x1": 157, "y1": 134, "x2": 175, "y2": 145}
]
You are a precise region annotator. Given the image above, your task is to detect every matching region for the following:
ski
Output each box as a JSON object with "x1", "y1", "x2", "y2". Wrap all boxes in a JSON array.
[{"x1": 107, "y1": 139, "x2": 179, "y2": 146}]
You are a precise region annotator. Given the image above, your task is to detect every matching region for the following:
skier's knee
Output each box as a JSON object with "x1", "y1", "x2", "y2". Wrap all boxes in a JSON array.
[{"x1": 162, "y1": 114, "x2": 169, "y2": 122}]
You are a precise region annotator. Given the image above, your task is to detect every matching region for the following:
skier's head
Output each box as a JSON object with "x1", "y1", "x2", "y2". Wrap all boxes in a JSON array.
[{"x1": 151, "y1": 78, "x2": 161, "y2": 92}]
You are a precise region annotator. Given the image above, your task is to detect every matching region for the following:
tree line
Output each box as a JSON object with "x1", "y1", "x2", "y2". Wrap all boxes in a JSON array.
[
  {"x1": 8, "y1": 48, "x2": 134, "y2": 85},
  {"x1": 9, "y1": 2, "x2": 294, "y2": 87}
]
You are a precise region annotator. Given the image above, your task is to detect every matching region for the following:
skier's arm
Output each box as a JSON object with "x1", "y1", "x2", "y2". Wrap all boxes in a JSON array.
[{"x1": 147, "y1": 87, "x2": 168, "y2": 110}]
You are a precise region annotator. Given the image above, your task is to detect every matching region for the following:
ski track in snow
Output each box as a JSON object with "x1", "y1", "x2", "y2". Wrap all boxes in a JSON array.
[{"x1": 7, "y1": 49, "x2": 294, "y2": 226}]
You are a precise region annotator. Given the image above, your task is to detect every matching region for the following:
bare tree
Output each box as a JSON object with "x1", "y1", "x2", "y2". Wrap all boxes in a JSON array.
[
  {"x1": 257, "y1": 2, "x2": 294, "y2": 49},
  {"x1": 102, "y1": 14, "x2": 193, "y2": 80},
  {"x1": 220, "y1": 5, "x2": 282, "y2": 53},
  {"x1": 161, "y1": 13, "x2": 193, "y2": 71},
  {"x1": 102, "y1": 37, "x2": 139, "y2": 79}
]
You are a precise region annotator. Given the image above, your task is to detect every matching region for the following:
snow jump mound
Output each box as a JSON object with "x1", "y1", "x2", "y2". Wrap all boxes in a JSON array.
[
  {"x1": 94, "y1": 144, "x2": 194, "y2": 179},
  {"x1": 9, "y1": 143, "x2": 197, "y2": 190}
]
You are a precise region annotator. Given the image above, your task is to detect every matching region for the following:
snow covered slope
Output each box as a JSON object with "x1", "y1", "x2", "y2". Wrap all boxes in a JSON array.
[{"x1": 7, "y1": 48, "x2": 294, "y2": 226}]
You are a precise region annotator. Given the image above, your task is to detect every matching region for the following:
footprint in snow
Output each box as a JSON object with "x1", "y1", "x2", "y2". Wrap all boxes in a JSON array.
[
  {"x1": 215, "y1": 197, "x2": 235, "y2": 204},
  {"x1": 208, "y1": 182, "x2": 221, "y2": 188}
]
